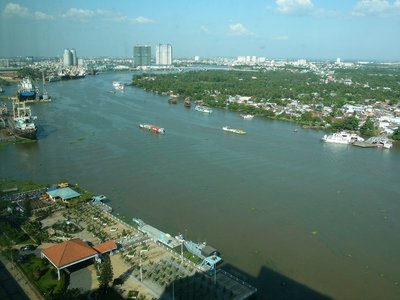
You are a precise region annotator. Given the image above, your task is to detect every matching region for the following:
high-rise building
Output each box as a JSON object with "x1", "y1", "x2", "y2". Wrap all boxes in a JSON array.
[
  {"x1": 0, "y1": 59, "x2": 9, "y2": 67},
  {"x1": 63, "y1": 49, "x2": 73, "y2": 66},
  {"x1": 70, "y1": 49, "x2": 77, "y2": 66},
  {"x1": 63, "y1": 49, "x2": 78, "y2": 66},
  {"x1": 156, "y1": 44, "x2": 172, "y2": 65},
  {"x1": 133, "y1": 45, "x2": 151, "y2": 67}
]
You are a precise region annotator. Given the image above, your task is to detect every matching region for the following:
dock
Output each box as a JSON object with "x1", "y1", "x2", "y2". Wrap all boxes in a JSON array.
[{"x1": 352, "y1": 141, "x2": 377, "y2": 148}]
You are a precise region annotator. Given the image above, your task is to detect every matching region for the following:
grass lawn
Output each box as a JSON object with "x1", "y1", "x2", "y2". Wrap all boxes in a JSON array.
[
  {"x1": 19, "y1": 254, "x2": 66, "y2": 297},
  {"x1": 0, "y1": 179, "x2": 47, "y2": 192}
]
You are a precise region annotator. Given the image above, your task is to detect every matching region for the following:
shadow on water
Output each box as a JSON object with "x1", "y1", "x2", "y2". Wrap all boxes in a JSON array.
[{"x1": 159, "y1": 262, "x2": 333, "y2": 300}]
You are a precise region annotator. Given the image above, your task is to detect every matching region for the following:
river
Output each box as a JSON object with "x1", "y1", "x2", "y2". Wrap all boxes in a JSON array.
[{"x1": 1, "y1": 72, "x2": 400, "y2": 299}]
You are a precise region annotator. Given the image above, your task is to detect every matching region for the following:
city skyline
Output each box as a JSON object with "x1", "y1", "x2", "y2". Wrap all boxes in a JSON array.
[{"x1": 0, "y1": 0, "x2": 400, "y2": 60}]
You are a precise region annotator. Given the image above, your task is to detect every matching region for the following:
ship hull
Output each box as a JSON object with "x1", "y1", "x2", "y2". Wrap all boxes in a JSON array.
[{"x1": 18, "y1": 91, "x2": 37, "y2": 101}]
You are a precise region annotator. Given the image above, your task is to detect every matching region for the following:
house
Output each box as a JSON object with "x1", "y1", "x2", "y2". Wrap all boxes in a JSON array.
[{"x1": 41, "y1": 238, "x2": 117, "y2": 280}]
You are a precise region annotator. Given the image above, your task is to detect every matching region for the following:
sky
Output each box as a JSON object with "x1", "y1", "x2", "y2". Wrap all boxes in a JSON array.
[{"x1": 1, "y1": 0, "x2": 400, "y2": 60}]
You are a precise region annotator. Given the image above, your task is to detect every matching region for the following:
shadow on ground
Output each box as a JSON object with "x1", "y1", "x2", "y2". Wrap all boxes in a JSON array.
[{"x1": 159, "y1": 262, "x2": 333, "y2": 300}]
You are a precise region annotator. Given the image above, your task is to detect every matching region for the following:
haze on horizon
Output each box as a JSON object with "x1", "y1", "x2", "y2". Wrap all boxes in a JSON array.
[{"x1": 0, "y1": 0, "x2": 400, "y2": 61}]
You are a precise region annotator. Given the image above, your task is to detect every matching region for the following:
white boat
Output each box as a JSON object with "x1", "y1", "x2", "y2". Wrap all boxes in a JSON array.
[
  {"x1": 377, "y1": 139, "x2": 393, "y2": 149},
  {"x1": 195, "y1": 105, "x2": 212, "y2": 113},
  {"x1": 139, "y1": 123, "x2": 165, "y2": 134},
  {"x1": 113, "y1": 81, "x2": 124, "y2": 90},
  {"x1": 321, "y1": 131, "x2": 364, "y2": 144},
  {"x1": 240, "y1": 114, "x2": 254, "y2": 120},
  {"x1": 222, "y1": 126, "x2": 246, "y2": 135}
]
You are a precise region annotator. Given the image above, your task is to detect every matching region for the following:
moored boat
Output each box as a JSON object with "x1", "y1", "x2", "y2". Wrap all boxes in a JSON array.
[
  {"x1": 17, "y1": 77, "x2": 37, "y2": 101},
  {"x1": 321, "y1": 131, "x2": 364, "y2": 144},
  {"x1": 168, "y1": 97, "x2": 177, "y2": 104},
  {"x1": 222, "y1": 126, "x2": 246, "y2": 135},
  {"x1": 139, "y1": 123, "x2": 165, "y2": 134},
  {"x1": 184, "y1": 98, "x2": 191, "y2": 108},
  {"x1": 195, "y1": 105, "x2": 212, "y2": 113},
  {"x1": 8, "y1": 100, "x2": 37, "y2": 139},
  {"x1": 240, "y1": 114, "x2": 254, "y2": 120},
  {"x1": 376, "y1": 139, "x2": 393, "y2": 149}
]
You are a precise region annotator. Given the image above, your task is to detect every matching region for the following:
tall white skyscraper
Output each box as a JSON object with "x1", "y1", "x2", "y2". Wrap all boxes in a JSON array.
[
  {"x1": 63, "y1": 49, "x2": 78, "y2": 66},
  {"x1": 156, "y1": 44, "x2": 172, "y2": 65},
  {"x1": 63, "y1": 49, "x2": 73, "y2": 66}
]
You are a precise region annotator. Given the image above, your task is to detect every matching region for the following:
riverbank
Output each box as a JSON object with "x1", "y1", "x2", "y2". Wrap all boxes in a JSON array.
[{"x1": 0, "y1": 179, "x2": 257, "y2": 299}]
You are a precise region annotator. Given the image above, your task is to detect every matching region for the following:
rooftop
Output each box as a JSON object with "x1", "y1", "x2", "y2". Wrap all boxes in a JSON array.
[
  {"x1": 42, "y1": 238, "x2": 98, "y2": 269},
  {"x1": 46, "y1": 187, "x2": 80, "y2": 201}
]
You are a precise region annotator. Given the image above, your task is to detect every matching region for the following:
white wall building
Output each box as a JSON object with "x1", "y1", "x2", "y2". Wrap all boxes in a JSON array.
[{"x1": 156, "y1": 44, "x2": 172, "y2": 65}]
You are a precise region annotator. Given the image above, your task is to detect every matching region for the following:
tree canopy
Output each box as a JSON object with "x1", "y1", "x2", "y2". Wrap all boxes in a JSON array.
[{"x1": 98, "y1": 255, "x2": 114, "y2": 288}]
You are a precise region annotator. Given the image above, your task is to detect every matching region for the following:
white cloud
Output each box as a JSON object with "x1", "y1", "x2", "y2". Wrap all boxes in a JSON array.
[
  {"x1": 62, "y1": 8, "x2": 95, "y2": 20},
  {"x1": 276, "y1": 0, "x2": 314, "y2": 14},
  {"x1": 200, "y1": 25, "x2": 209, "y2": 33},
  {"x1": 228, "y1": 23, "x2": 254, "y2": 36},
  {"x1": 3, "y1": 3, "x2": 29, "y2": 17},
  {"x1": 34, "y1": 11, "x2": 54, "y2": 21},
  {"x1": 62, "y1": 8, "x2": 154, "y2": 24},
  {"x1": 272, "y1": 35, "x2": 289, "y2": 40},
  {"x1": 352, "y1": 0, "x2": 400, "y2": 16},
  {"x1": 96, "y1": 9, "x2": 128, "y2": 22},
  {"x1": 134, "y1": 16, "x2": 154, "y2": 23},
  {"x1": 2, "y1": 2, "x2": 53, "y2": 21}
]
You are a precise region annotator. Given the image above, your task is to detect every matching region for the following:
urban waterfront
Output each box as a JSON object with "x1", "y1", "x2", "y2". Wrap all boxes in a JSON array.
[{"x1": 1, "y1": 72, "x2": 400, "y2": 299}]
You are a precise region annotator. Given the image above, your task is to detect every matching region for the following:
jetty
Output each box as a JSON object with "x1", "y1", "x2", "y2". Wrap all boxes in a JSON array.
[{"x1": 352, "y1": 141, "x2": 377, "y2": 148}]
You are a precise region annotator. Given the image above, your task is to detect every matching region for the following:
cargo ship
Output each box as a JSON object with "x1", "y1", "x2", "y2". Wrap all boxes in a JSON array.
[
  {"x1": 17, "y1": 77, "x2": 37, "y2": 101},
  {"x1": 139, "y1": 123, "x2": 165, "y2": 134},
  {"x1": 58, "y1": 68, "x2": 86, "y2": 80},
  {"x1": 9, "y1": 99, "x2": 37, "y2": 139}
]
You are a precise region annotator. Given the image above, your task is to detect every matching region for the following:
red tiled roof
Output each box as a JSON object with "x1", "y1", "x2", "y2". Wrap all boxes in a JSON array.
[
  {"x1": 42, "y1": 238, "x2": 98, "y2": 268},
  {"x1": 92, "y1": 240, "x2": 117, "y2": 254}
]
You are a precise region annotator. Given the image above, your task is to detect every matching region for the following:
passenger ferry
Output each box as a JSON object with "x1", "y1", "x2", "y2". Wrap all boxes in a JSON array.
[{"x1": 321, "y1": 131, "x2": 364, "y2": 144}]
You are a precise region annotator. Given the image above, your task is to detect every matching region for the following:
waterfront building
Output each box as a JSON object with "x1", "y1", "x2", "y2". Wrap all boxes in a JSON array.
[
  {"x1": 133, "y1": 45, "x2": 151, "y2": 67},
  {"x1": 156, "y1": 44, "x2": 172, "y2": 65},
  {"x1": 41, "y1": 238, "x2": 117, "y2": 280}
]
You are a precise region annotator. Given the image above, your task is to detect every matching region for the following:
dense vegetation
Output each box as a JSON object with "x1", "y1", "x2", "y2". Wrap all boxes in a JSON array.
[{"x1": 132, "y1": 66, "x2": 400, "y2": 108}]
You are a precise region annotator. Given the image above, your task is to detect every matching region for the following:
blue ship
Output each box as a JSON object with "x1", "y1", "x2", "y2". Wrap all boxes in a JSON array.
[{"x1": 17, "y1": 77, "x2": 37, "y2": 101}]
